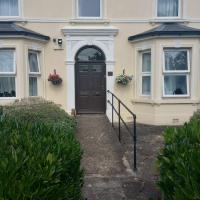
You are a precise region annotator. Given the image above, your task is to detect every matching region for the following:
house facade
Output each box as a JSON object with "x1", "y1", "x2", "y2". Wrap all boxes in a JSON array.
[{"x1": 0, "y1": 0, "x2": 200, "y2": 125}]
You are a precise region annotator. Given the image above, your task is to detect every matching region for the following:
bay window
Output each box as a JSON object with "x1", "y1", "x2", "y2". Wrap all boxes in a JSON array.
[
  {"x1": 157, "y1": 0, "x2": 179, "y2": 18},
  {"x1": 0, "y1": 0, "x2": 19, "y2": 16},
  {"x1": 28, "y1": 50, "x2": 40, "y2": 97},
  {"x1": 163, "y1": 49, "x2": 190, "y2": 97},
  {"x1": 141, "y1": 51, "x2": 151, "y2": 96},
  {"x1": 77, "y1": 0, "x2": 101, "y2": 18},
  {"x1": 0, "y1": 49, "x2": 16, "y2": 98}
]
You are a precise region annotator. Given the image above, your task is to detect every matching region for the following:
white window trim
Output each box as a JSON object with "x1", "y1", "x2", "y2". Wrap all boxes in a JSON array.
[
  {"x1": 162, "y1": 74, "x2": 190, "y2": 98},
  {"x1": 0, "y1": 49, "x2": 17, "y2": 99},
  {"x1": 76, "y1": 0, "x2": 103, "y2": 19},
  {"x1": 140, "y1": 50, "x2": 151, "y2": 97},
  {"x1": 162, "y1": 48, "x2": 190, "y2": 98},
  {"x1": 155, "y1": 0, "x2": 181, "y2": 19},
  {"x1": 163, "y1": 49, "x2": 190, "y2": 73},
  {"x1": 28, "y1": 50, "x2": 41, "y2": 75},
  {"x1": 29, "y1": 76, "x2": 38, "y2": 97},
  {"x1": 0, "y1": 49, "x2": 16, "y2": 75},
  {"x1": 0, "y1": 0, "x2": 22, "y2": 19},
  {"x1": 28, "y1": 49, "x2": 41, "y2": 97}
]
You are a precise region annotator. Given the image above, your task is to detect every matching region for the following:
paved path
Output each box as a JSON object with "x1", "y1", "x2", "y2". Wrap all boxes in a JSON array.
[{"x1": 76, "y1": 114, "x2": 163, "y2": 200}]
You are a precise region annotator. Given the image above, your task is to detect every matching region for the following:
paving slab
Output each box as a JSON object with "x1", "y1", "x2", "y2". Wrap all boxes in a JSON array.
[{"x1": 76, "y1": 114, "x2": 164, "y2": 200}]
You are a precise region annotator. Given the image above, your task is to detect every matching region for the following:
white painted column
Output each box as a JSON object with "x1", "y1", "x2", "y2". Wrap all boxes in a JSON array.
[
  {"x1": 66, "y1": 61, "x2": 75, "y2": 113},
  {"x1": 106, "y1": 61, "x2": 115, "y2": 121}
]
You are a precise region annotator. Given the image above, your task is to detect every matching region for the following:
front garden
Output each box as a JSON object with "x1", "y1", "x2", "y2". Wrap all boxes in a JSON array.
[{"x1": 0, "y1": 99, "x2": 83, "y2": 200}]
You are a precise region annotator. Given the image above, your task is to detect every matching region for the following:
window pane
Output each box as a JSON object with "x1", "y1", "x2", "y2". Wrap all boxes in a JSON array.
[
  {"x1": 164, "y1": 75, "x2": 187, "y2": 95},
  {"x1": 76, "y1": 47, "x2": 105, "y2": 62},
  {"x1": 165, "y1": 50, "x2": 188, "y2": 71},
  {"x1": 142, "y1": 52, "x2": 151, "y2": 72},
  {"x1": 29, "y1": 51, "x2": 39, "y2": 73},
  {"x1": 142, "y1": 76, "x2": 151, "y2": 95},
  {"x1": 29, "y1": 77, "x2": 38, "y2": 96},
  {"x1": 157, "y1": 0, "x2": 178, "y2": 17},
  {"x1": 0, "y1": 49, "x2": 14, "y2": 73},
  {"x1": 78, "y1": 0, "x2": 100, "y2": 17},
  {"x1": 0, "y1": 77, "x2": 15, "y2": 97},
  {"x1": 0, "y1": 0, "x2": 19, "y2": 16}
]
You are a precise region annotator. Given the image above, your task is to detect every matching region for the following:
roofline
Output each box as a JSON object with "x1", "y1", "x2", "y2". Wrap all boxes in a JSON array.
[
  {"x1": 0, "y1": 31, "x2": 50, "y2": 41},
  {"x1": 0, "y1": 35, "x2": 50, "y2": 42},
  {"x1": 129, "y1": 35, "x2": 200, "y2": 43},
  {"x1": 128, "y1": 31, "x2": 200, "y2": 42}
]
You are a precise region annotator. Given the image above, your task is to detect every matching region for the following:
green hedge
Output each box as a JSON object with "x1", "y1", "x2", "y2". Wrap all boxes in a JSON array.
[
  {"x1": 0, "y1": 99, "x2": 83, "y2": 200},
  {"x1": 157, "y1": 118, "x2": 200, "y2": 200}
]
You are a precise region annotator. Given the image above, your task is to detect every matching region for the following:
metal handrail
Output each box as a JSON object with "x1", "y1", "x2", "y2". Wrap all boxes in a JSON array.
[{"x1": 107, "y1": 90, "x2": 137, "y2": 171}]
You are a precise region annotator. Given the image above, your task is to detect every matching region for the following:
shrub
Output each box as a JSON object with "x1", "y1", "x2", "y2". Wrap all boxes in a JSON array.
[
  {"x1": 0, "y1": 99, "x2": 83, "y2": 200},
  {"x1": 157, "y1": 119, "x2": 200, "y2": 200},
  {"x1": 2, "y1": 98, "x2": 76, "y2": 132},
  {"x1": 190, "y1": 110, "x2": 200, "y2": 122}
]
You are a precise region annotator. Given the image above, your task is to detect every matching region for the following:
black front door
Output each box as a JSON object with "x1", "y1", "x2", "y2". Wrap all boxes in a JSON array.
[{"x1": 75, "y1": 62, "x2": 106, "y2": 114}]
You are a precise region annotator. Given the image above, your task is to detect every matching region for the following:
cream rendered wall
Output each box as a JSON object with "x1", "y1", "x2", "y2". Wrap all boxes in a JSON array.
[
  {"x1": 1, "y1": 0, "x2": 200, "y2": 124},
  {"x1": 23, "y1": 0, "x2": 73, "y2": 19}
]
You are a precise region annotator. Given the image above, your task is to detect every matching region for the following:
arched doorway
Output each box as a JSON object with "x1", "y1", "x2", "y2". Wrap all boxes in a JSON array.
[{"x1": 75, "y1": 46, "x2": 106, "y2": 114}]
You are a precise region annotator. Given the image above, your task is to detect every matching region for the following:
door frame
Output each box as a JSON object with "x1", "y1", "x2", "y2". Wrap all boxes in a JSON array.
[
  {"x1": 62, "y1": 28, "x2": 118, "y2": 121},
  {"x1": 75, "y1": 45, "x2": 107, "y2": 114}
]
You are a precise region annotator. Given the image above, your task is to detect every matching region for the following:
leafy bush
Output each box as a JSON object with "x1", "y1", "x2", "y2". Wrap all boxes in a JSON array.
[
  {"x1": 0, "y1": 99, "x2": 83, "y2": 200},
  {"x1": 157, "y1": 119, "x2": 200, "y2": 200},
  {"x1": 190, "y1": 110, "x2": 200, "y2": 122},
  {"x1": 2, "y1": 98, "x2": 76, "y2": 132}
]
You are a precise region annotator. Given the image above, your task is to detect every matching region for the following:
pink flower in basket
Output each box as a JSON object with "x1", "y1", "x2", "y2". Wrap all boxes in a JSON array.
[{"x1": 48, "y1": 69, "x2": 62, "y2": 85}]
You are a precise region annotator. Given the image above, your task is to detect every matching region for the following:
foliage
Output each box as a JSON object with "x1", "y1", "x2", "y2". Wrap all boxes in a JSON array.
[
  {"x1": 0, "y1": 99, "x2": 83, "y2": 200},
  {"x1": 116, "y1": 74, "x2": 133, "y2": 85},
  {"x1": 157, "y1": 118, "x2": 200, "y2": 200},
  {"x1": 3, "y1": 98, "x2": 75, "y2": 132},
  {"x1": 116, "y1": 69, "x2": 133, "y2": 86},
  {"x1": 190, "y1": 110, "x2": 200, "y2": 122}
]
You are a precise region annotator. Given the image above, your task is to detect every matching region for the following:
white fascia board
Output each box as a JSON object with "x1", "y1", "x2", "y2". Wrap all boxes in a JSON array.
[{"x1": 62, "y1": 26, "x2": 119, "y2": 36}]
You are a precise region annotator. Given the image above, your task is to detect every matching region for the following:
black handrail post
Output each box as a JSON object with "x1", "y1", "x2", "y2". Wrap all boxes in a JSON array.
[
  {"x1": 133, "y1": 115, "x2": 137, "y2": 171},
  {"x1": 118, "y1": 100, "x2": 121, "y2": 142},
  {"x1": 112, "y1": 94, "x2": 114, "y2": 127},
  {"x1": 107, "y1": 90, "x2": 137, "y2": 171}
]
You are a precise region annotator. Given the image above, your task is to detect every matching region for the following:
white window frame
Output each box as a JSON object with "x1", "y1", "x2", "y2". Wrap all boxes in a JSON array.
[
  {"x1": 156, "y1": 0, "x2": 181, "y2": 19},
  {"x1": 162, "y1": 48, "x2": 190, "y2": 98},
  {"x1": 28, "y1": 50, "x2": 41, "y2": 97},
  {"x1": 140, "y1": 50, "x2": 151, "y2": 97},
  {"x1": 76, "y1": 0, "x2": 103, "y2": 19},
  {"x1": 0, "y1": 49, "x2": 16, "y2": 75},
  {"x1": 0, "y1": 0, "x2": 22, "y2": 19},
  {"x1": 28, "y1": 50, "x2": 41, "y2": 75},
  {"x1": 0, "y1": 48, "x2": 17, "y2": 99}
]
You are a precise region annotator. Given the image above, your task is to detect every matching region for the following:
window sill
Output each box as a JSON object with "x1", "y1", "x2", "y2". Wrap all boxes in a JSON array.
[
  {"x1": 0, "y1": 97, "x2": 17, "y2": 100},
  {"x1": 132, "y1": 98, "x2": 199, "y2": 105},
  {"x1": 162, "y1": 95, "x2": 190, "y2": 98},
  {"x1": 0, "y1": 17, "x2": 25, "y2": 22},
  {"x1": 69, "y1": 18, "x2": 110, "y2": 24},
  {"x1": 149, "y1": 18, "x2": 189, "y2": 24}
]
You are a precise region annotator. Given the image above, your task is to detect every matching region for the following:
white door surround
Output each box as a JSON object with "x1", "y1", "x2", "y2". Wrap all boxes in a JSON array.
[{"x1": 62, "y1": 26, "x2": 118, "y2": 120}]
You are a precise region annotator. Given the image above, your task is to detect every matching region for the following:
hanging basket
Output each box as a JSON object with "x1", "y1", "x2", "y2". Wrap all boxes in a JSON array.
[
  {"x1": 51, "y1": 79, "x2": 62, "y2": 85},
  {"x1": 48, "y1": 69, "x2": 63, "y2": 86},
  {"x1": 116, "y1": 69, "x2": 133, "y2": 86}
]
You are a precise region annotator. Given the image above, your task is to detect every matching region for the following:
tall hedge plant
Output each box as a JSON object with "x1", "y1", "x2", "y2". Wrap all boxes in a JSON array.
[
  {"x1": 0, "y1": 99, "x2": 83, "y2": 200},
  {"x1": 157, "y1": 119, "x2": 200, "y2": 200}
]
